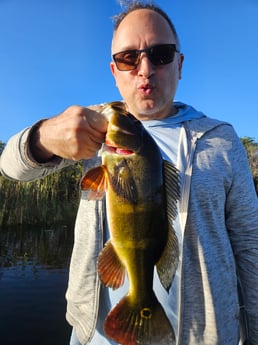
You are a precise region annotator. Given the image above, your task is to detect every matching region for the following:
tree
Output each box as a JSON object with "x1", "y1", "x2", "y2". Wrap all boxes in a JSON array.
[
  {"x1": 0, "y1": 141, "x2": 5, "y2": 155},
  {"x1": 241, "y1": 137, "x2": 258, "y2": 196}
]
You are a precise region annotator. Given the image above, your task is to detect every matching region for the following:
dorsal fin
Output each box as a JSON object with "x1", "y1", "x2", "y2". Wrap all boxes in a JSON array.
[
  {"x1": 163, "y1": 160, "x2": 181, "y2": 221},
  {"x1": 156, "y1": 160, "x2": 181, "y2": 291}
]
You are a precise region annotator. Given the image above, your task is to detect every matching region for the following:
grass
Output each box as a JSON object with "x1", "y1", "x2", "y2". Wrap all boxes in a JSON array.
[{"x1": 0, "y1": 164, "x2": 82, "y2": 226}]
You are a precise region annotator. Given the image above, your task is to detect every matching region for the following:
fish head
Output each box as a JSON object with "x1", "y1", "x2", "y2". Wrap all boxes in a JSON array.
[{"x1": 100, "y1": 102, "x2": 144, "y2": 155}]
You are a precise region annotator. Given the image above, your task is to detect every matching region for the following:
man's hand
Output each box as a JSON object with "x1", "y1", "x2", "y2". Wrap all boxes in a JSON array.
[{"x1": 30, "y1": 105, "x2": 108, "y2": 162}]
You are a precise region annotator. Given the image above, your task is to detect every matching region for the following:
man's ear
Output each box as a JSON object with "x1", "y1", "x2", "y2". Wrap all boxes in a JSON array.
[{"x1": 110, "y1": 61, "x2": 116, "y2": 76}]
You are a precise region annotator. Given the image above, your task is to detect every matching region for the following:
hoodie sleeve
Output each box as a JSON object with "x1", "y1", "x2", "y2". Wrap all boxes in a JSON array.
[
  {"x1": 0, "y1": 126, "x2": 74, "y2": 182},
  {"x1": 225, "y1": 130, "x2": 258, "y2": 344}
]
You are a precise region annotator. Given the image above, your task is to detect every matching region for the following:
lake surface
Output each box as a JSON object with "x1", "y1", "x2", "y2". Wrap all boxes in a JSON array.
[{"x1": 0, "y1": 225, "x2": 74, "y2": 345}]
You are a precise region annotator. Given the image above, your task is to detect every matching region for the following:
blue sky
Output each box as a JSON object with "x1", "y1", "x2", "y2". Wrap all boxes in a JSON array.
[{"x1": 0, "y1": 0, "x2": 257, "y2": 143}]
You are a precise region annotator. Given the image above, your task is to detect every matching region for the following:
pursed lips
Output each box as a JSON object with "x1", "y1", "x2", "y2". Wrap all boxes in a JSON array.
[{"x1": 138, "y1": 83, "x2": 155, "y2": 95}]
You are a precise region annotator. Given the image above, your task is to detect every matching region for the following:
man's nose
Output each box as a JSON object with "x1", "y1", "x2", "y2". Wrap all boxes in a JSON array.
[{"x1": 137, "y1": 53, "x2": 154, "y2": 78}]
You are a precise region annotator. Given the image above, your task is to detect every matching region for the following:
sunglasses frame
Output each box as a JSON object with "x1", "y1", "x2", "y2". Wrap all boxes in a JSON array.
[{"x1": 112, "y1": 44, "x2": 179, "y2": 71}]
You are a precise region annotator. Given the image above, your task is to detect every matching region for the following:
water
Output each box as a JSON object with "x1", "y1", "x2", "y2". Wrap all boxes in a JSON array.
[{"x1": 0, "y1": 225, "x2": 74, "y2": 345}]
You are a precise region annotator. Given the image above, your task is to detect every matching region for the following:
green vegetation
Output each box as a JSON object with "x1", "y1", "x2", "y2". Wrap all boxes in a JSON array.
[
  {"x1": 241, "y1": 137, "x2": 258, "y2": 195},
  {"x1": 0, "y1": 137, "x2": 257, "y2": 227},
  {"x1": 0, "y1": 158, "x2": 82, "y2": 226}
]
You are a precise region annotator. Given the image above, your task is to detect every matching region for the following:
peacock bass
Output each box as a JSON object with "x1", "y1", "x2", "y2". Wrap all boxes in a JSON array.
[{"x1": 81, "y1": 101, "x2": 180, "y2": 345}]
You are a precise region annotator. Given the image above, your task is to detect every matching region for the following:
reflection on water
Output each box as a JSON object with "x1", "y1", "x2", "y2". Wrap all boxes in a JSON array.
[{"x1": 0, "y1": 225, "x2": 74, "y2": 345}]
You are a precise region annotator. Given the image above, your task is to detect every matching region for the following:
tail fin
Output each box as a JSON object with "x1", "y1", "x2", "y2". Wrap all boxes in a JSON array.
[{"x1": 104, "y1": 295, "x2": 176, "y2": 345}]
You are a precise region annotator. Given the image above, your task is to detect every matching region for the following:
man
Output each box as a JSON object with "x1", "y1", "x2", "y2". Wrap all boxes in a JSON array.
[{"x1": 1, "y1": 2, "x2": 257, "y2": 345}]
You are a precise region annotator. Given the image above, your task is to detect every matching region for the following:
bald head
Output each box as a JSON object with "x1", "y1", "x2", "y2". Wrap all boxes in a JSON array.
[{"x1": 112, "y1": 3, "x2": 181, "y2": 51}]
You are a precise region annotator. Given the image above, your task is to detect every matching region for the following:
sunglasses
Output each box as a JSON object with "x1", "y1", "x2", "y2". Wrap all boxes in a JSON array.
[{"x1": 112, "y1": 44, "x2": 179, "y2": 71}]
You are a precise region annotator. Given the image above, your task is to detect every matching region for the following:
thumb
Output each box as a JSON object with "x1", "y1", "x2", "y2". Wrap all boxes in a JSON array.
[{"x1": 86, "y1": 105, "x2": 109, "y2": 133}]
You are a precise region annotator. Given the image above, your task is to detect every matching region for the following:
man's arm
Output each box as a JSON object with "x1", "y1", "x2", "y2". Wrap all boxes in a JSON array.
[
  {"x1": 226, "y1": 132, "x2": 258, "y2": 345},
  {"x1": 0, "y1": 105, "x2": 108, "y2": 181}
]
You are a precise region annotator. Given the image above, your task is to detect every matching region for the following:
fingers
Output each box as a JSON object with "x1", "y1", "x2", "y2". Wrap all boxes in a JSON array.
[
  {"x1": 83, "y1": 106, "x2": 109, "y2": 133},
  {"x1": 32, "y1": 105, "x2": 108, "y2": 162}
]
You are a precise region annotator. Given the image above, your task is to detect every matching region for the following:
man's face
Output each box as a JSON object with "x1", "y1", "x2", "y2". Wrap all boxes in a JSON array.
[{"x1": 110, "y1": 9, "x2": 184, "y2": 120}]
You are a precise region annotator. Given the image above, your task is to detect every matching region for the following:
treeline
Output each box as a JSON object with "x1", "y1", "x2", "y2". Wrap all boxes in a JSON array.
[{"x1": 0, "y1": 137, "x2": 257, "y2": 227}]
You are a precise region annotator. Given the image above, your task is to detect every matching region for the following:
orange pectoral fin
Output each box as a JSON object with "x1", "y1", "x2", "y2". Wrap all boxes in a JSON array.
[
  {"x1": 81, "y1": 166, "x2": 108, "y2": 200},
  {"x1": 98, "y1": 240, "x2": 126, "y2": 290}
]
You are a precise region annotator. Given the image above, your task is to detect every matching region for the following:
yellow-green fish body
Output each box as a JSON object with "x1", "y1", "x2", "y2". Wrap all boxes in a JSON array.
[{"x1": 81, "y1": 102, "x2": 180, "y2": 345}]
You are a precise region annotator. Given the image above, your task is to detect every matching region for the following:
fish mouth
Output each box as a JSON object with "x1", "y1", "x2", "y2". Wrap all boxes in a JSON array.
[{"x1": 104, "y1": 143, "x2": 134, "y2": 155}]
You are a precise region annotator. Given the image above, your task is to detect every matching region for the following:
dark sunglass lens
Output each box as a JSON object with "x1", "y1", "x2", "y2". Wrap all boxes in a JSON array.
[
  {"x1": 113, "y1": 45, "x2": 177, "y2": 71},
  {"x1": 114, "y1": 51, "x2": 139, "y2": 71},
  {"x1": 149, "y1": 45, "x2": 175, "y2": 65}
]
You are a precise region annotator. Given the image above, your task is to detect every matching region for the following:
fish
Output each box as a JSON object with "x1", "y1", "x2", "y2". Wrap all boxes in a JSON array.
[{"x1": 81, "y1": 101, "x2": 180, "y2": 345}]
